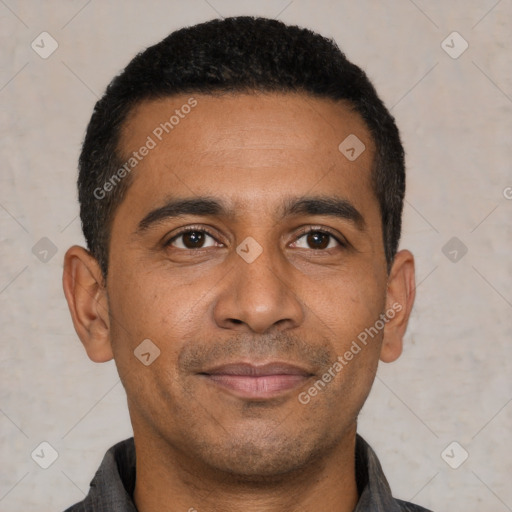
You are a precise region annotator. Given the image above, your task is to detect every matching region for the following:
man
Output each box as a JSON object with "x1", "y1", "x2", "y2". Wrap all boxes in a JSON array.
[{"x1": 62, "y1": 15, "x2": 430, "y2": 512}]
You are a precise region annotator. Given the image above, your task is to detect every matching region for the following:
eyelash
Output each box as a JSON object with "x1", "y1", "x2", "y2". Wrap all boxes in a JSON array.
[{"x1": 164, "y1": 225, "x2": 348, "y2": 250}]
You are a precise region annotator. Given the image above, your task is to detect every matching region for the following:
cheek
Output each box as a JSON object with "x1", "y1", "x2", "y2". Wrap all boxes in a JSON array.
[
  {"x1": 107, "y1": 260, "x2": 227, "y2": 389},
  {"x1": 106, "y1": 268, "x2": 195, "y2": 363},
  {"x1": 318, "y1": 269, "x2": 385, "y2": 408},
  {"x1": 299, "y1": 266, "x2": 385, "y2": 349},
  {"x1": 106, "y1": 271, "x2": 199, "y2": 418}
]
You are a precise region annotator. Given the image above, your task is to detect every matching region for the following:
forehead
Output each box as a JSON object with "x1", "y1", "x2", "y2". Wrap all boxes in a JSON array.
[
  {"x1": 115, "y1": 92, "x2": 377, "y2": 224},
  {"x1": 121, "y1": 92, "x2": 372, "y2": 155}
]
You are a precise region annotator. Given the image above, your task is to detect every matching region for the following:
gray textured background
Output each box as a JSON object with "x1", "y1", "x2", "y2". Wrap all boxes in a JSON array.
[{"x1": 1, "y1": 1, "x2": 511, "y2": 510}]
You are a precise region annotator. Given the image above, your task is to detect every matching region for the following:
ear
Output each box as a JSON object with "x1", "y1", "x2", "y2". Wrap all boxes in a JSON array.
[
  {"x1": 380, "y1": 249, "x2": 416, "y2": 363},
  {"x1": 62, "y1": 245, "x2": 113, "y2": 362}
]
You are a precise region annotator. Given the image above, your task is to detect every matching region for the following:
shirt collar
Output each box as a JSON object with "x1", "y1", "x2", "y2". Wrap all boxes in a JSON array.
[
  {"x1": 65, "y1": 434, "x2": 428, "y2": 512},
  {"x1": 354, "y1": 434, "x2": 403, "y2": 512},
  {"x1": 67, "y1": 437, "x2": 137, "y2": 511}
]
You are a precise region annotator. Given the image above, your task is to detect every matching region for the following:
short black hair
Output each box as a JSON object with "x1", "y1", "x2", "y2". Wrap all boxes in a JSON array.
[{"x1": 78, "y1": 16, "x2": 405, "y2": 279}]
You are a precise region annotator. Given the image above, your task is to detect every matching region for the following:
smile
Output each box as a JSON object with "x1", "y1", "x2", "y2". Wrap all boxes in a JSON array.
[{"x1": 199, "y1": 362, "x2": 314, "y2": 399}]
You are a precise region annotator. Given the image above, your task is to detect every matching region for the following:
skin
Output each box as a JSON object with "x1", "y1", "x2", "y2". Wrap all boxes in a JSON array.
[{"x1": 63, "y1": 92, "x2": 415, "y2": 512}]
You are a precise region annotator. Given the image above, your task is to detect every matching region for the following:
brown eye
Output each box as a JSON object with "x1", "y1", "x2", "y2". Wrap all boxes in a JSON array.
[
  {"x1": 166, "y1": 229, "x2": 219, "y2": 250},
  {"x1": 181, "y1": 231, "x2": 206, "y2": 249},
  {"x1": 306, "y1": 232, "x2": 330, "y2": 249},
  {"x1": 294, "y1": 229, "x2": 342, "y2": 250}
]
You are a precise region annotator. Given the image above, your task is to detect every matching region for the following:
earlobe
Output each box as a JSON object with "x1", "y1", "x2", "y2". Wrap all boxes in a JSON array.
[
  {"x1": 380, "y1": 249, "x2": 416, "y2": 363},
  {"x1": 62, "y1": 246, "x2": 114, "y2": 363}
]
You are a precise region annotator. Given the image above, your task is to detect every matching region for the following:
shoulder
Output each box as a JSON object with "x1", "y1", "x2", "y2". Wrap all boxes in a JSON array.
[
  {"x1": 396, "y1": 498, "x2": 435, "y2": 512},
  {"x1": 61, "y1": 438, "x2": 137, "y2": 512}
]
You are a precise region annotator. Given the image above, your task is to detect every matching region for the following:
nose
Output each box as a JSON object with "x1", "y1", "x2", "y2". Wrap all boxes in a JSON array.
[{"x1": 213, "y1": 243, "x2": 305, "y2": 334}]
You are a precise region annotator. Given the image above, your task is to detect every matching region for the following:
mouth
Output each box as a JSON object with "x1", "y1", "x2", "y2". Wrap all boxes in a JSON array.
[{"x1": 198, "y1": 362, "x2": 315, "y2": 400}]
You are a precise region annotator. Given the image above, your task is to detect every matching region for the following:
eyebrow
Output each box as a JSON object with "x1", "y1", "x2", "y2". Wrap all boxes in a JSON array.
[{"x1": 134, "y1": 195, "x2": 366, "y2": 234}]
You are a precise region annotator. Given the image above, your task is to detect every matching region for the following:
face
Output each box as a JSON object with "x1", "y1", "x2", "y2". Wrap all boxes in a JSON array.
[{"x1": 64, "y1": 92, "x2": 414, "y2": 478}]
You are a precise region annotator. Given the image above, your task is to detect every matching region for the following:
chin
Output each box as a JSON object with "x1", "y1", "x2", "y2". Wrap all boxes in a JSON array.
[{"x1": 193, "y1": 429, "x2": 328, "y2": 481}]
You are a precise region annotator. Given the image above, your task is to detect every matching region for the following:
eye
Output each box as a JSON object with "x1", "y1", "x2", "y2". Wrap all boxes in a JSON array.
[
  {"x1": 292, "y1": 228, "x2": 345, "y2": 250},
  {"x1": 165, "y1": 227, "x2": 221, "y2": 250},
  {"x1": 164, "y1": 226, "x2": 346, "y2": 252}
]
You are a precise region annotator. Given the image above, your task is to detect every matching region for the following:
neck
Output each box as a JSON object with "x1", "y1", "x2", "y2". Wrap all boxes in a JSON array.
[{"x1": 132, "y1": 426, "x2": 359, "y2": 512}]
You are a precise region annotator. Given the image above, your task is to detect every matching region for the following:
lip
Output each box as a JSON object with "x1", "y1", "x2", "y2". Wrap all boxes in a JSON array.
[{"x1": 198, "y1": 362, "x2": 314, "y2": 400}]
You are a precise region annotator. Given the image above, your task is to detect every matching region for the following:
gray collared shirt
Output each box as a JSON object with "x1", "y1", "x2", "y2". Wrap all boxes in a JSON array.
[{"x1": 64, "y1": 435, "x2": 433, "y2": 511}]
